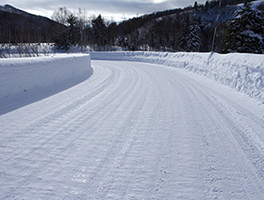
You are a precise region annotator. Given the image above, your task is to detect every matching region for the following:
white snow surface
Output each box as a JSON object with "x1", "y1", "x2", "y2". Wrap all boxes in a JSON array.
[
  {"x1": 0, "y1": 54, "x2": 92, "y2": 114},
  {"x1": 1, "y1": 52, "x2": 264, "y2": 199},
  {"x1": 241, "y1": 0, "x2": 264, "y2": 9},
  {"x1": 90, "y1": 51, "x2": 264, "y2": 103}
]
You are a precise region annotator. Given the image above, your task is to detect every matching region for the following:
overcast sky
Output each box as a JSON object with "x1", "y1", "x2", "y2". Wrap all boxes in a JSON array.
[{"x1": 3, "y1": 0, "x2": 208, "y2": 21}]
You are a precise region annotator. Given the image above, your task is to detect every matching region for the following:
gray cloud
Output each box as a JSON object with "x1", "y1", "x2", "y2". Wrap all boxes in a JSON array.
[{"x1": 3, "y1": 0, "x2": 207, "y2": 21}]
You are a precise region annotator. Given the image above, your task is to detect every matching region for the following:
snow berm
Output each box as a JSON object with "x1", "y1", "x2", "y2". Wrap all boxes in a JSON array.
[{"x1": 91, "y1": 51, "x2": 264, "y2": 102}]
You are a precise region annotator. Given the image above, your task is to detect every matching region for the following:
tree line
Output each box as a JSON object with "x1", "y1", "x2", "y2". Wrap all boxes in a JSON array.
[{"x1": 52, "y1": 0, "x2": 263, "y2": 53}]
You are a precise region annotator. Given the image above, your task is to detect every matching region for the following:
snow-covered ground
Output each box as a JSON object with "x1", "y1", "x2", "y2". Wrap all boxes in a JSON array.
[
  {"x1": 0, "y1": 54, "x2": 92, "y2": 114},
  {"x1": 90, "y1": 51, "x2": 264, "y2": 103},
  {"x1": 1, "y1": 52, "x2": 264, "y2": 199}
]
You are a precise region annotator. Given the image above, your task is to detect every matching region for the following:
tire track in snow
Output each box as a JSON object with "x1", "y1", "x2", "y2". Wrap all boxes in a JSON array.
[
  {"x1": 0, "y1": 64, "x2": 128, "y2": 199},
  {"x1": 1, "y1": 65, "x2": 115, "y2": 163},
  {"x1": 175, "y1": 72, "x2": 264, "y2": 199},
  {"x1": 0, "y1": 60, "x2": 264, "y2": 199},
  {"x1": 0, "y1": 61, "x2": 152, "y2": 199}
]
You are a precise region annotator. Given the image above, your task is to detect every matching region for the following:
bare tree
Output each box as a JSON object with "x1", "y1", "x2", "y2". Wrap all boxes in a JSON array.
[
  {"x1": 75, "y1": 8, "x2": 88, "y2": 48},
  {"x1": 51, "y1": 7, "x2": 72, "y2": 25}
]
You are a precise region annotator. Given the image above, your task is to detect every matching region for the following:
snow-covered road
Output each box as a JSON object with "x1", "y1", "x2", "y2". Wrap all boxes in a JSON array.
[{"x1": 1, "y1": 60, "x2": 264, "y2": 199}]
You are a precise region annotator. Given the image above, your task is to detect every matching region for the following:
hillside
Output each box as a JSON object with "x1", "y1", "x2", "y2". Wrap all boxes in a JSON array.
[
  {"x1": 112, "y1": 0, "x2": 264, "y2": 52},
  {"x1": 0, "y1": 4, "x2": 66, "y2": 43},
  {"x1": 0, "y1": 0, "x2": 263, "y2": 53}
]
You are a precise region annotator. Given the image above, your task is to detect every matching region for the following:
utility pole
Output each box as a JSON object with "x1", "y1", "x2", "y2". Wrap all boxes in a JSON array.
[{"x1": 211, "y1": 0, "x2": 222, "y2": 52}]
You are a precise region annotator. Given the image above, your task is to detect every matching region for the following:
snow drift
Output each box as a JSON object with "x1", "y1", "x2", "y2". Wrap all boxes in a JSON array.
[
  {"x1": 90, "y1": 51, "x2": 264, "y2": 103},
  {"x1": 0, "y1": 54, "x2": 92, "y2": 114}
]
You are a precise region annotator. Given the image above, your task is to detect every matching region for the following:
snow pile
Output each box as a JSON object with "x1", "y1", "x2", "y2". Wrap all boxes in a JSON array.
[
  {"x1": 0, "y1": 54, "x2": 92, "y2": 113},
  {"x1": 90, "y1": 51, "x2": 264, "y2": 102}
]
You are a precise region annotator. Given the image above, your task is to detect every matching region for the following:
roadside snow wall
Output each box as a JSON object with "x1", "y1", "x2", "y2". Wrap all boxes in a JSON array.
[
  {"x1": 0, "y1": 54, "x2": 92, "y2": 106},
  {"x1": 91, "y1": 51, "x2": 264, "y2": 103}
]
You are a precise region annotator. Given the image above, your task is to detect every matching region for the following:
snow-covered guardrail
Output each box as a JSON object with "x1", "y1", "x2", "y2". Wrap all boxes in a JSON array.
[
  {"x1": 0, "y1": 54, "x2": 92, "y2": 106},
  {"x1": 91, "y1": 51, "x2": 264, "y2": 103}
]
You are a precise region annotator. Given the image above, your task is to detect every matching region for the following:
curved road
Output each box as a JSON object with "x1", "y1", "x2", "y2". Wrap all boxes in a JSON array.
[{"x1": 1, "y1": 60, "x2": 264, "y2": 199}]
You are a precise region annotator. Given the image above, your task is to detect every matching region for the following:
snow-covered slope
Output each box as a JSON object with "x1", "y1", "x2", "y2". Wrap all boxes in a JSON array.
[
  {"x1": 0, "y1": 4, "x2": 26, "y2": 15},
  {"x1": 0, "y1": 54, "x2": 92, "y2": 114},
  {"x1": 91, "y1": 51, "x2": 264, "y2": 103},
  {"x1": 242, "y1": 0, "x2": 264, "y2": 9}
]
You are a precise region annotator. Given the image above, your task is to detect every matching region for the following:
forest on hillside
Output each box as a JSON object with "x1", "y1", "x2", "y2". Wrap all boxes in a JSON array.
[
  {"x1": 51, "y1": 0, "x2": 263, "y2": 53},
  {"x1": 1, "y1": 0, "x2": 264, "y2": 54}
]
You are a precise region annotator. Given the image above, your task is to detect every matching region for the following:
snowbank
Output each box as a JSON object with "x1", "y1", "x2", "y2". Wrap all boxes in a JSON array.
[
  {"x1": 91, "y1": 51, "x2": 264, "y2": 102},
  {"x1": 0, "y1": 54, "x2": 92, "y2": 113}
]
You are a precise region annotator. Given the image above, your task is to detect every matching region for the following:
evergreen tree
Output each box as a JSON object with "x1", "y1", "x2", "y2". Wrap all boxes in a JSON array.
[
  {"x1": 107, "y1": 22, "x2": 117, "y2": 46},
  {"x1": 188, "y1": 23, "x2": 201, "y2": 52},
  {"x1": 54, "y1": 31, "x2": 70, "y2": 50},
  {"x1": 67, "y1": 14, "x2": 78, "y2": 46},
  {"x1": 179, "y1": 16, "x2": 190, "y2": 51},
  {"x1": 180, "y1": 17, "x2": 202, "y2": 52},
  {"x1": 92, "y1": 15, "x2": 108, "y2": 49},
  {"x1": 194, "y1": 1, "x2": 198, "y2": 10},
  {"x1": 54, "y1": 14, "x2": 79, "y2": 50},
  {"x1": 222, "y1": 0, "x2": 264, "y2": 53},
  {"x1": 205, "y1": 1, "x2": 209, "y2": 9}
]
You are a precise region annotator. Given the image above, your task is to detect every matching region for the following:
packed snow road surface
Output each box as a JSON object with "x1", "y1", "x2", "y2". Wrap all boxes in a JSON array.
[{"x1": 1, "y1": 60, "x2": 264, "y2": 199}]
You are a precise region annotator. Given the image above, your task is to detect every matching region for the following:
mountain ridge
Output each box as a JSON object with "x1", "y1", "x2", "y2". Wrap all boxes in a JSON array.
[{"x1": 0, "y1": 4, "x2": 66, "y2": 43}]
